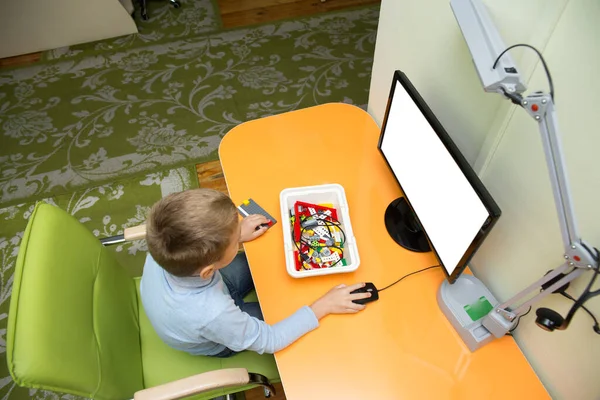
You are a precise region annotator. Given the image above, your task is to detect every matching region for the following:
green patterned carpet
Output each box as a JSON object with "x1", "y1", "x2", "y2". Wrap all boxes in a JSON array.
[
  {"x1": 0, "y1": 5, "x2": 379, "y2": 208},
  {"x1": 0, "y1": 2, "x2": 379, "y2": 398}
]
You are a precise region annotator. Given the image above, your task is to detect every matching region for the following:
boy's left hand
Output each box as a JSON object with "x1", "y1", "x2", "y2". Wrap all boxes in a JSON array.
[{"x1": 240, "y1": 214, "x2": 270, "y2": 243}]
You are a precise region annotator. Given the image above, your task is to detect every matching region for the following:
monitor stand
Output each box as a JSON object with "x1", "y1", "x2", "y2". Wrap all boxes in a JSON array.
[
  {"x1": 385, "y1": 199, "x2": 499, "y2": 352},
  {"x1": 384, "y1": 197, "x2": 431, "y2": 252}
]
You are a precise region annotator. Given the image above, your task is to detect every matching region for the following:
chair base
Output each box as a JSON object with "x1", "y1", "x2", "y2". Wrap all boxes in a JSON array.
[
  {"x1": 212, "y1": 393, "x2": 244, "y2": 400},
  {"x1": 139, "y1": 0, "x2": 181, "y2": 20}
]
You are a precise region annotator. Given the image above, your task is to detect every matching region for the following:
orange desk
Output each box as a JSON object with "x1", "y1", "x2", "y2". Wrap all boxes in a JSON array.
[{"x1": 219, "y1": 104, "x2": 547, "y2": 399}]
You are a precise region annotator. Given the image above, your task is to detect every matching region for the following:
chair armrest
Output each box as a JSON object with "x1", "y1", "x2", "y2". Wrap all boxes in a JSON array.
[
  {"x1": 100, "y1": 224, "x2": 146, "y2": 246},
  {"x1": 133, "y1": 368, "x2": 276, "y2": 400},
  {"x1": 134, "y1": 368, "x2": 249, "y2": 400},
  {"x1": 124, "y1": 224, "x2": 146, "y2": 241}
]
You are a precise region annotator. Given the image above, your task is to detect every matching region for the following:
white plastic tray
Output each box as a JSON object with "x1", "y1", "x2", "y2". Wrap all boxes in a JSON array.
[{"x1": 279, "y1": 184, "x2": 360, "y2": 278}]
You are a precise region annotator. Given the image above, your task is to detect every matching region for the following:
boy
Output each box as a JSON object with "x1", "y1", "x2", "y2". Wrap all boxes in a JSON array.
[{"x1": 140, "y1": 188, "x2": 371, "y2": 357}]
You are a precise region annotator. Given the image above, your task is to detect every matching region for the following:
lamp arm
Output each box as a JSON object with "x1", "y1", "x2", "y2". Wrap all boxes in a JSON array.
[
  {"x1": 449, "y1": 0, "x2": 598, "y2": 343},
  {"x1": 524, "y1": 94, "x2": 579, "y2": 250},
  {"x1": 481, "y1": 92, "x2": 598, "y2": 337},
  {"x1": 503, "y1": 92, "x2": 596, "y2": 269}
]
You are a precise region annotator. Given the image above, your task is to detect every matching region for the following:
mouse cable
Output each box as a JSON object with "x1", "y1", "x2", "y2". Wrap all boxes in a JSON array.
[{"x1": 378, "y1": 265, "x2": 441, "y2": 292}]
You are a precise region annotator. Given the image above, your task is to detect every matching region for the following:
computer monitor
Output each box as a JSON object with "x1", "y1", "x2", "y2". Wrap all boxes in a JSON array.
[{"x1": 378, "y1": 70, "x2": 501, "y2": 283}]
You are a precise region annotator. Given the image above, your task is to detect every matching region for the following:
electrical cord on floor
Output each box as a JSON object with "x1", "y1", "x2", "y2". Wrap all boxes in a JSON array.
[{"x1": 378, "y1": 265, "x2": 441, "y2": 292}]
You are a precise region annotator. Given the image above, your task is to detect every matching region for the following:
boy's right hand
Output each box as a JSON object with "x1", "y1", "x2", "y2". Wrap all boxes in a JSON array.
[{"x1": 310, "y1": 283, "x2": 371, "y2": 320}]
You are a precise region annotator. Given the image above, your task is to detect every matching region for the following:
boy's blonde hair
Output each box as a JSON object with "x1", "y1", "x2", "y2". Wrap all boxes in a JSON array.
[{"x1": 146, "y1": 189, "x2": 238, "y2": 277}]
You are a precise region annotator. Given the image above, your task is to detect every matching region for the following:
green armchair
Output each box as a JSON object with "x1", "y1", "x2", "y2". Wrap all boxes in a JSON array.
[{"x1": 7, "y1": 203, "x2": 279, "y2": 400}]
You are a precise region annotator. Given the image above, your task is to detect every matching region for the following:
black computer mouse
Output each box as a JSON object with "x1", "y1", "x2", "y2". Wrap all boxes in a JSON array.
[{"x1": 351, "y1": 282, "x2": 379, "y2": 305}]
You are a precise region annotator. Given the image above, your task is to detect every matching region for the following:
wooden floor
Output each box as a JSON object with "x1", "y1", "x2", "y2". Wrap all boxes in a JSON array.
[
  {"x1": 0, "y1": 51, "x2": 41, "y2": 69},
  {"x1": 0, "y1": 0, "x2": 379, "y2": 69},
  {"x1": 196, "y1": 161, "x2": 229, "y2": 195},
  {"x1": 218, "y1": 0, "x2": 380, "y2": 28}
]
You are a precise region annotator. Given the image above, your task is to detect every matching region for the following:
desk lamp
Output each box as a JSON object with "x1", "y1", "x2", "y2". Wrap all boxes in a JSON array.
[{"x1": 441, "y1": 0, "x2": 599, "y2": 351}]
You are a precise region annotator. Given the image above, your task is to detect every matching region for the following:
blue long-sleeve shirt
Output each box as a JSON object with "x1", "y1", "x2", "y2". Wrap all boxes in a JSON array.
[{"x1": 140, "y1": 254, "x2": 319, "y2": 355}]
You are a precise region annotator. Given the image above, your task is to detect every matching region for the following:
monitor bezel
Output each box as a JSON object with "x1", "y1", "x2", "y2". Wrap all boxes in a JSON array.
[{"x1": 377, "y1": 70, "x2": 501, "y2": 284}]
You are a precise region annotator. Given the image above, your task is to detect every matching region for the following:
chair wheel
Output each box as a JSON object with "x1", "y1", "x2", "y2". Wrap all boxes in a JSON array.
[
  {"x1": 263, "y1": 388, "x2": 272, "y2": 398},
  {"x1": 170, "y1": 0, "x2": 181, "y2": 8},
  {"x1": 141, "y1": 11, "x2": 149, "y2": 20}
]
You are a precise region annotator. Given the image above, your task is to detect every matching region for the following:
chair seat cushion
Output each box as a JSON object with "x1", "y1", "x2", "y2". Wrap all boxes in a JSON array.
[{"x1": 135, "y1": 279, "x2": 279, "y2": 398}]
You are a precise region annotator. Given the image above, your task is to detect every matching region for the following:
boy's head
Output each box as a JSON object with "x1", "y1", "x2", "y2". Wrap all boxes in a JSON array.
[{"x1": 146, "y1": 188, "x2": 240, "y2": 278}]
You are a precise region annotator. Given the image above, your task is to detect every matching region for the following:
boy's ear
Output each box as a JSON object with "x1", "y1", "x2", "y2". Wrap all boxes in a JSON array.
[{"x1": 199, "y1": 265, "x2": 215, "y2": 280}]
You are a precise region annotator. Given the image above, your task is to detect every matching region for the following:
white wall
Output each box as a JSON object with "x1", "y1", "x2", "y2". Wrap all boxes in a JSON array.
[
  {"x1": 368, "y1": 0, "x2": 600, "y2": 398},
  {"x1": 367, "y1": 0, "x2": 566, "y2": 164},
  {"x1": 473, "y1": 0, "x2": 600, "y2": 398},
  {"x1": 0, "y1": 0, "x2": 138, "y2": 58}
]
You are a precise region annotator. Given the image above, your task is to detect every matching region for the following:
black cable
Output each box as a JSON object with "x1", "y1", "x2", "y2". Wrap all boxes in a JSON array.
[
  {"x1": 529, "y1": 245, "x2": 600, "y2": 335},
  {"x1": 563, "y1": 251, "x2": 600, "y2": 328},
  {"x1": 508, "y1": 306, "x2": 532, "y2": 334},
  {"x1": 492, "y1": 43, "x2": 554, "y2": 101},
  {"x1": 293, "y1": 211, "x2": 347, "y2": 269},
  {"x1": 300, "y1": 222, "x2": 345, "y2": 268},
  {"x1": 378, "y1": 265, "x2": 441, "y2": 292},
  {"x1": 578, "y1": 244, "x2": 600, "y2": 299},
  {"x1": 299, "y1": 212, "x2": 345, "y2": 243},
  {"x1": 300, "y1": 222, "x2": 346, "y2": 251},
  {"x1": 560, "y1": 291, "x2": 600, "y2": 332}
]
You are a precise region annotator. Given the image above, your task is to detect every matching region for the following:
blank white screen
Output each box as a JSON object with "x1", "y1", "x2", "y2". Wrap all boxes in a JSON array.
[{"x1": 380, "y1": 80, "x2": 489, "y2": 275}]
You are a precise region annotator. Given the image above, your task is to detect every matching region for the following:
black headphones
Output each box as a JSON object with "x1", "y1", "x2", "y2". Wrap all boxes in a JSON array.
[{"x1": 535, "y1": 247, "x2": 600, "y2": 334}]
